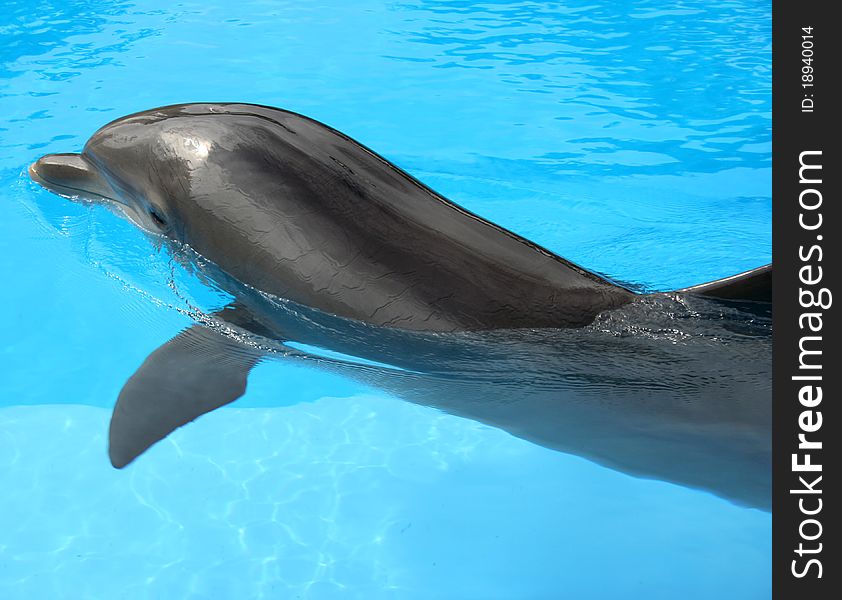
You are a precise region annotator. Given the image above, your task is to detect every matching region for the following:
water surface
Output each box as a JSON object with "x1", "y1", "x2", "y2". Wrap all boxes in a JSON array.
[{"x1": 1, "y1": 1, "x2": 771, "y2": 598}]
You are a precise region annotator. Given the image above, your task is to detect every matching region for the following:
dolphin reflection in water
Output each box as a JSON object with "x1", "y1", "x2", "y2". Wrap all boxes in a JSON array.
[{"x1": 29, "y1": 103, "x2": 771, "y2": 510}]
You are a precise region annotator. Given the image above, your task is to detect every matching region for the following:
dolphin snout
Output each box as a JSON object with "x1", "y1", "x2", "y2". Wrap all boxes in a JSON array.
[
  {"x1": 30, "y1": 153, "x2": 87, "y2": 187},
  {"x1": 29, "y1": 153, "x2": 115, "y2": 202}
]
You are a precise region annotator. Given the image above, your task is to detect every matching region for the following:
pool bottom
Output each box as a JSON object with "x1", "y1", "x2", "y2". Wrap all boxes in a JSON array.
[{"x1": 1, "y1": 394, "x2": 770, "y2": 600}]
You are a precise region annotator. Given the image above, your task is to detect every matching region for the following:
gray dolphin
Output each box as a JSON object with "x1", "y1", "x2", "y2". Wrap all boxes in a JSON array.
[{"x1": 29, "y1": 103, "x2": 771, "y2": 508}]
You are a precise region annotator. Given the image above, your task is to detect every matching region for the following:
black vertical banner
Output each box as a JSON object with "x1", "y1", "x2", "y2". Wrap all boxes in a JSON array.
[{"x1": 773, "y1": 1, "x2": 840, "y2": 597}]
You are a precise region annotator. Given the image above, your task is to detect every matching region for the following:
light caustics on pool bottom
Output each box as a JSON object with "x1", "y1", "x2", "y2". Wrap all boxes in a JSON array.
[{"x1": 1, "y1": 0, "x2": 770, "y2": 598}]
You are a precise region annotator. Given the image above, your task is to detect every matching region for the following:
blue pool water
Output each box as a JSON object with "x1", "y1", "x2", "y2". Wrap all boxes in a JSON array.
[{"x1": 1, "y1": 1, "x2": 771, "y2": 598}]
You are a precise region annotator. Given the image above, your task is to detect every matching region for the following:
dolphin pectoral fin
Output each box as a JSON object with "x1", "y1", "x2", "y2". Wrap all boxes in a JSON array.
[
  {"x1": 108, "y1": 316, "x2": 263, "y2": 469},
  {"x1": 678, "y1": 264, "x2": 772, "y2": 302}
]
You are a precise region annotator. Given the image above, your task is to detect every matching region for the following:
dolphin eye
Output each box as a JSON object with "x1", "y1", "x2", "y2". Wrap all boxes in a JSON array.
[{"x1": 149, "y1": 207, "x2": 167, "y2": 228}]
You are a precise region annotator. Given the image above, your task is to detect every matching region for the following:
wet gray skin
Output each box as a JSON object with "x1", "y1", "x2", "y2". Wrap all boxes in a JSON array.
[{"x1": 29, "y1": 103, "x2": 772, "y2": 508}]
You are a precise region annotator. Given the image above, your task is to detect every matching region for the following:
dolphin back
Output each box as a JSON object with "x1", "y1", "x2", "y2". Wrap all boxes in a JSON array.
[
  {"x1": 87, "y1": 103, "x2": 636, "y2": 332},
  {"x1": 679, "y1": 264, "x2": 771, "y2": 303}
]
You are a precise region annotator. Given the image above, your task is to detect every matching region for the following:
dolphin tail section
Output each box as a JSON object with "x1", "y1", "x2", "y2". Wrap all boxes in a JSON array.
[
  {"x1": 108, "y1": 304, "x2": 265, "y2": 469},
  {"x1": 678, "y1": 264, "x2": 772, "y2": 302}
]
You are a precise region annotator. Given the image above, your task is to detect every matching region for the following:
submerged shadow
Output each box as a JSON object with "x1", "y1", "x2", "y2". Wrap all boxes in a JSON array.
[{"x1": 112, "y1": 269, "x2": 771, "y2": 511}]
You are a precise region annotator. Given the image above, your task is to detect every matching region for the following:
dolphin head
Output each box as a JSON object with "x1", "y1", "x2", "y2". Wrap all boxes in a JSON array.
[{"x1": 28, "y1": 107, "x2": 217, "y2": 241}]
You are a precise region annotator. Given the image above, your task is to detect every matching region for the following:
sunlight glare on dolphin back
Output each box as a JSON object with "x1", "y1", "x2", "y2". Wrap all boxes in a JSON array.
[{"x1": 183, "y1": 136, "x2": 210, "y2": 158}]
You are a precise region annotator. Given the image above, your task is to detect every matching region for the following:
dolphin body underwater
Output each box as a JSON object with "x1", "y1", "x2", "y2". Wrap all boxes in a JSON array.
[{"x1": 29, "y1": 103, "x2": 772, "y2": 509}]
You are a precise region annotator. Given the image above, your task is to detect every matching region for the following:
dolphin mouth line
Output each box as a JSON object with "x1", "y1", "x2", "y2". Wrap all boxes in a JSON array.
[
  {"x1": 30, "y1": 158, "x2": 165, "y2": 236},
  {"x1": 28, "y1": 161, "x2": 119, "y2": 205}
]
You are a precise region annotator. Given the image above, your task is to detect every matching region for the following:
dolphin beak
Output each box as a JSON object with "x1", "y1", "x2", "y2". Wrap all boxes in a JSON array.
[{"x1": 29, "y1": 153, "x2": 115, "y2": 202}]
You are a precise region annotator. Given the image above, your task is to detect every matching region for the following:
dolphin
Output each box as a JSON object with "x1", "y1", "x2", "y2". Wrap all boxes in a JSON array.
[{"x1": 29, "y1": 103, "x2": 772, "y2": 508}]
